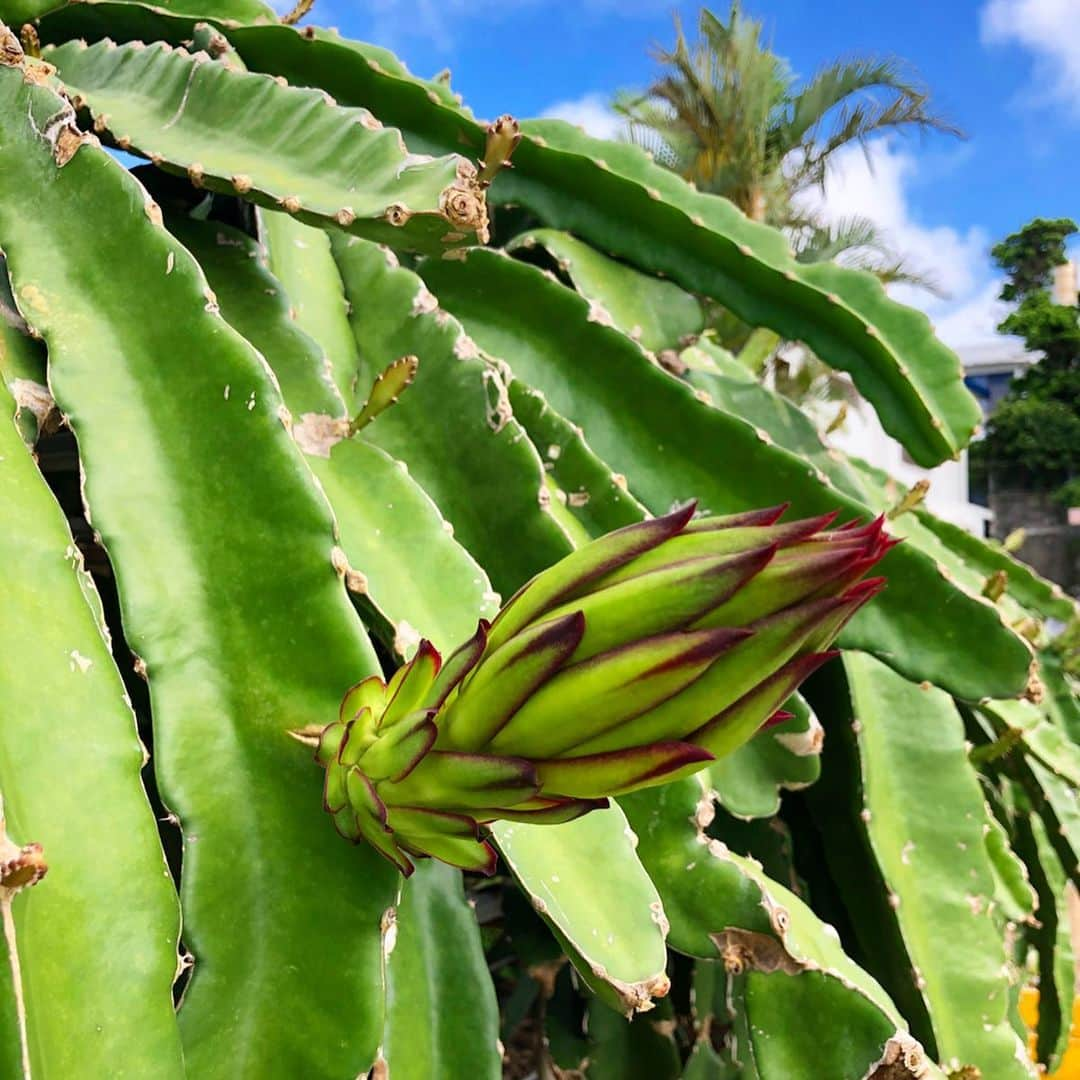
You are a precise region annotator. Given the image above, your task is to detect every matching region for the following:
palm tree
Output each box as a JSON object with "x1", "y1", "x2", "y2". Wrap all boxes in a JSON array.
[
  {"x1": 615, "y1": 3, "x2": 959, "y2": 406},
  {"x1": 615, "y1": 4, "x2": 958, "y2": 249}
]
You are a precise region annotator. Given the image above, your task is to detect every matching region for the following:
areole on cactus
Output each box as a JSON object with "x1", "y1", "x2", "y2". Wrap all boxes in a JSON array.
[{"x1": 294, "y1": 501, "x2": 893, "y2": 876}]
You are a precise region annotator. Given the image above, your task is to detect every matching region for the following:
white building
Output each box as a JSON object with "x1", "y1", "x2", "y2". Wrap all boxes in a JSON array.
[
  {"x1": 827, "y1": 260, "x2": 1075, "y2": 536},
  {"x1": 828, "y1": 339, "x2": 1036, "y2": 537}
]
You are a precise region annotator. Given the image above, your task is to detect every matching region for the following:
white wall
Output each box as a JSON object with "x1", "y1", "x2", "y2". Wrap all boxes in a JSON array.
[{"x1": 829, "y1": 399, "x2": 991, "y2": 536}]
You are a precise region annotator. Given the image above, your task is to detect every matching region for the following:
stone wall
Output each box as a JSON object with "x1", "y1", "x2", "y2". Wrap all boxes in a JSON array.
[{"x1": 990, "y1": 487, "x2": 1080, "y2": 596}]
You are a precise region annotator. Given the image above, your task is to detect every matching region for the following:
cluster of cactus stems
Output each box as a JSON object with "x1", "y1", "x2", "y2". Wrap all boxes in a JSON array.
[
  {"x1": 296, "y1": 501, "x2": 892, "y2": 874},
  {"x1": 1, "y1": 5, "x2": 1077, "y2": 1077}
]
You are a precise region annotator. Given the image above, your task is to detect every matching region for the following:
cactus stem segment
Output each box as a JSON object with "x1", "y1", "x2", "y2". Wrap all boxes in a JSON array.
[
  {"x1": 888, "y1": 478, "x2": 930, "y2": 519},
  {"x1": 478, "y1": 114, "x2": 521, "y2": 188},
  {"x1": 280, "y1": 0, "x2": 316, "y2": 25},
  {"x1": 348, "y1": 355, "x2": 419, "y2": 435}
]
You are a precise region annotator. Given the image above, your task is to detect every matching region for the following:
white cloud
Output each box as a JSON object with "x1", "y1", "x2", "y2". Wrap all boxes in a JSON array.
[
  {"x1": 981, "y1": 0, "x2": 1080, "y2": 114},
  {"x1": 541, "y1": 92, "x2": 624, "y2": 140},
  {"x1": 796, "y1": 139, "x2": 1001, "y2": 346},
  {"x1": 931, "y1": 279, "x2": 1010, "y2": 347}
]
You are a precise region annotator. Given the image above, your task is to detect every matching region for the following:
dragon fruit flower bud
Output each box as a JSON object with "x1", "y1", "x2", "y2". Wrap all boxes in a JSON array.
[{"x1": 296, "y1": 502, "x2": 891, "y2": 875}]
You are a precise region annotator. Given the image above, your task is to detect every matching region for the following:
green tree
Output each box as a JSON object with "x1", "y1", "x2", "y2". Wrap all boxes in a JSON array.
[
  {"x1": 975, "y1": 218, "x2": 1080, "y2": 497},
  {"x1": 993, "y1": 216, "x2": 1077, "y2": 303}
]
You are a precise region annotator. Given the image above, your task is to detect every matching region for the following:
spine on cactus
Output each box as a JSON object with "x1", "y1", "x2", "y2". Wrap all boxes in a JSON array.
[{"x1": 294, "y1": 502, "x2": 893, "y2": 875}]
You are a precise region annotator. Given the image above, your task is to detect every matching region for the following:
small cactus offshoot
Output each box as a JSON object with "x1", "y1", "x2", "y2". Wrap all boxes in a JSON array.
[{"x1": 295, "y1": 502, "x2": 893, "y2": 875}]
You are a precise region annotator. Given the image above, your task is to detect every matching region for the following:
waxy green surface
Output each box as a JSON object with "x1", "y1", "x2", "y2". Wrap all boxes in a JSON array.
[
  {"x1": 493, "y1": 805, "x2": 670, "y2": 1016},
  {"x1": 737, "y1": 970, "x2": 944, "y2": 1079},
  {"x1": 914, "y1": 510, "x2": 1076, "y2": 624},
  {"x1": 260, "y1": 212, "x2": 362, "y2": 411},
  {"x1": 330, "y1": 234, "x2": 574, "y2": 599},
  {"x1": 507, "y1": 228, "x2": 705, "y2": 353},
  {"x1": 0, "y1": 379, "x2": 185, "y2": 1079},
  {"x1": 385, "y1": 861, "x2": 502, "y2": 1080},
  {"x1": 0, "y1": 260, "x2": 49, "y2": 445},
  {"x1": 585, "y1": 998, "x2": 680, "y2": 1079},
  {"x1": 0, "y1": 64, "x2": 399, "y2": 1076},
  {"x1": 678, "y1": 352, "x2": 1041, "y2": 642},
  {"x1": 179, "y1": 209, "x2": 514, "y2": 1078},
  {"x1": 622, "y1": 775, "x2": 900, "y2": 1017},
  {"x1": 841, "y1": 652, "x2": 1031, "y2": 1078},
  {"x1": 170, "y1": 211, "x2": 497, "y2": 656},
  {"x1": 1018, "y1": 811, "x2": 1074, "y2": 1071},
  {"x1": 621, "y1": 774, "x2": 925, "y2": 1077},
  {"x1": 505, "y1": 118, "x2": 981, "y2": 468},
  {"x1": 224, "y1": 24, "x2": 981, "y2": 466},
  {"x1": 983, "y1": 807, "x2": 1037, "y2": 925},
  {"x1": 984, "y1": 698, "x2": 1080, "y2": 788},
  {"x1": 1041, "y1": 651, "x2": 1080, "y2": 741},
  {"x1": 20, "y1": 0, "x2": 275, "y2": 26},
  {"x1": 46, "y1": 38, "x2": 479, "y2": 255},
  {"x1": 678, "y1": 347, "x2": 868, "y2": 505},
  {"x1": 707, "y1": 692, "x2": 822, "y2": 819},
  {"x1": 848, "y1": 454, "x2": 1059, "y2": 628},
  {"x1": 35, "y1": 8, "x2": 983, "y2": 465},
  {"x1": 508, "y1": 381, "x2": 647, "y2": 538},
  {"x1": 418, "y1": 249, "x2": 1032, "y2": 701},
  {"x1": 1027, "y1": 757, "x2": 1080, "y2": 887}
]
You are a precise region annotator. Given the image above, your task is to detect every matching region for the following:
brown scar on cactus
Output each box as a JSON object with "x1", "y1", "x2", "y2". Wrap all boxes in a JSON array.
[
  {"x1": 1024, "y1": 661, "x2": 1044, "y2": 704},
  {"x1": 865, "y1": 1032, "x2": 930, "y2": 1079},
  {"x1": 693, "y1": 777, "x2": 925, "y2": 1056},
  {"x1": 384, "y1": 204, "x2": 411, "y2": 228},
  {"x1": 0, "y1": 24, "x2": 24, "y2": 67},
  {"x1": 603, "y1": 970, "x2": 671, "y2": 1017},
  {"x1": 10, "y1": 378, "x2": 57, "y2": 438},
  {"x1": 712, "y1": 928, "x2": 803, "y2": 976},
  {"x1": 292, "y1": 412, "x2": 349, "y2": 458},
  {"x1": 192, "y1": 23, "x2": 230, "y2": 59},
  {"x1": 331, "y1": 545, "x2": 369, "y2": 596},
  {"x1": 1, "y1": 795, "x2": 48, "y2": 1080},
  {"x1": 981, "y1": 569, "x2": 1008, "y2": 603},
  {"x1": 18, "y1": 60, "x2": 88, "y2": 166},
  {"x1": 0, "y1": 841, "x2": 46, "y2": 895},
  {"x1": 438, "y1": 160, "x2": 489, "y2": 243}
]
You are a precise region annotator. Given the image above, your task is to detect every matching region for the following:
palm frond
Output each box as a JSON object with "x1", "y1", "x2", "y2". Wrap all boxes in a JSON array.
[
  {"x1": 790, "y1": 213, "x2": 889, "y2": 262},
  {"x1": 612, "y1": 4, "x2": 959, "y2": 253},
  {"x1": 790, "y1": 213, "x2": 946, "y2": 297},
  {"x1": 784, "y1": 59, "x2": 963, "y2": 192}
]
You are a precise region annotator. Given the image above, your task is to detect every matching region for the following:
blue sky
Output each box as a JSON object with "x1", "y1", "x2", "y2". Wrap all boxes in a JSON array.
[{"x1": 305, "y1": 0, "x2": 1079, "y2": 346}]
